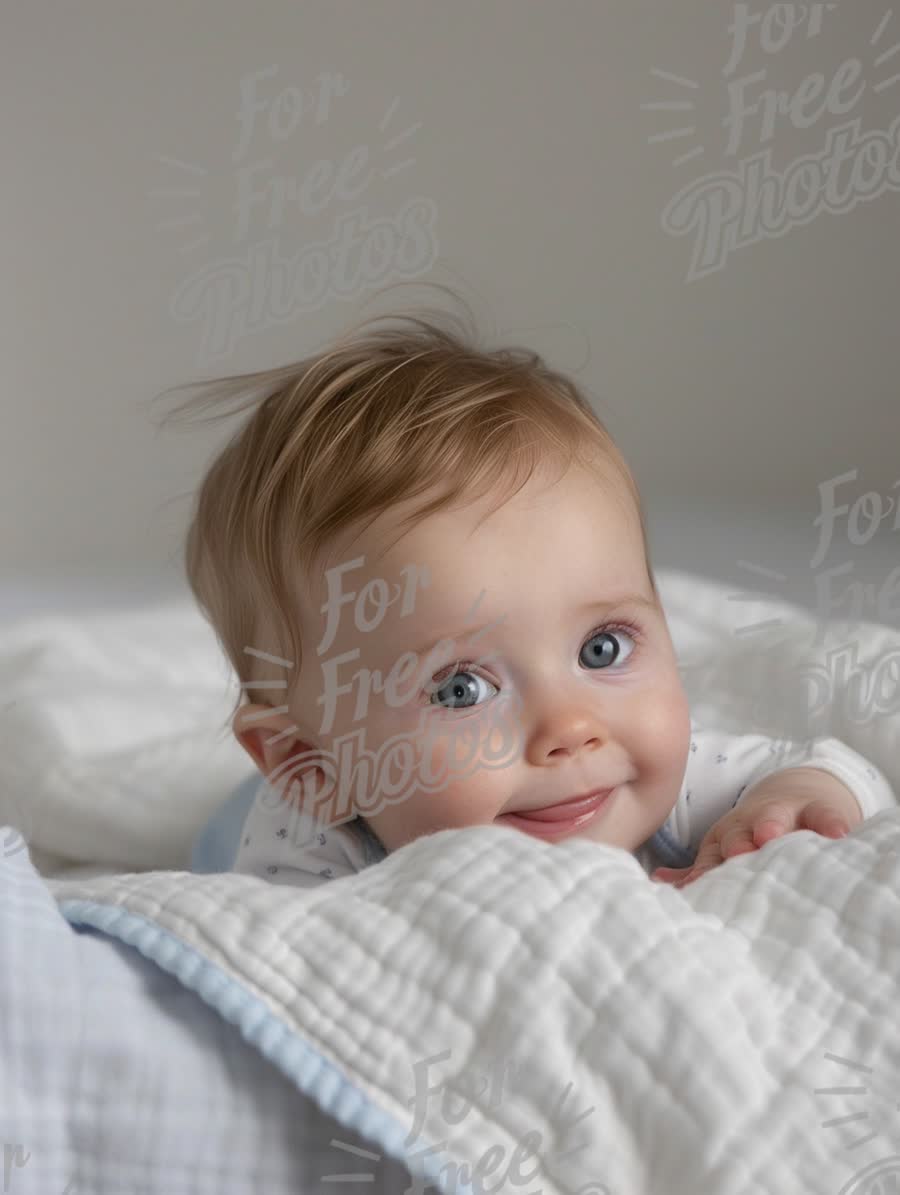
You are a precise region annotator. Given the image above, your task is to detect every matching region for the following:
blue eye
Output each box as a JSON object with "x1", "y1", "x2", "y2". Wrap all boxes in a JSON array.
[
  {"x1": 426, "y1": 622, "x2": 641, "y2": 711},
  {"x1": 429, "y1": 668, "x2": 498, "y2": 710},
  {"x1": 579, "y1": 626, "x2": 637, "y2": 670}
]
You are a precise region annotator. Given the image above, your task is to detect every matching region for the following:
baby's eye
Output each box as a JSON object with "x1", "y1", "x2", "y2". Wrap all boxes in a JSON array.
[
  {"x1": 427, "y1": 625, "x2": 640, "y2": 711},
  {"x1": 429, "y1": 668, "x2": 498, "y2": 710},
  {"x1": 579, "y1": 626, "x2": 637, "y2": 670}
]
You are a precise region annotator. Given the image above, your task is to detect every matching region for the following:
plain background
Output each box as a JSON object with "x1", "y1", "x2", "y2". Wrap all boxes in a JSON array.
[{"x1": 3, "y1": 1, "x2": 899, "y2": 625}]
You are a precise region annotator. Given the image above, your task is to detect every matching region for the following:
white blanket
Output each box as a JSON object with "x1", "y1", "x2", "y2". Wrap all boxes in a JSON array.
[
  {"x1": 0, "y1": 598, "x2": 255, "y2": 876},
  {"x1": 45, "y1": 814, "x2": 900, "y2": 1194},
  {"x1": 4, "y1": 567, "x2": 900, "y2": 1194}
]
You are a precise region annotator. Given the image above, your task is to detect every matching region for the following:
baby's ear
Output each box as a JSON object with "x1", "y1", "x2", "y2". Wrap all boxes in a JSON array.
[{"x1": 231, "y1": 704, "x2": 315, "y2": 778}]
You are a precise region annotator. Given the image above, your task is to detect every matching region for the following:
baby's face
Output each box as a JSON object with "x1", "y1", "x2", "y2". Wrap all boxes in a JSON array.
[{"x1": 252, "y1": 460, "x2": 692, "y2": 855}]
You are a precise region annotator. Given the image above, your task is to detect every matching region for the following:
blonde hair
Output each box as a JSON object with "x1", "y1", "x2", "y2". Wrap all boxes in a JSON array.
[{"x1": 156, "y1": 287, "x2": 658, "y2": 733}]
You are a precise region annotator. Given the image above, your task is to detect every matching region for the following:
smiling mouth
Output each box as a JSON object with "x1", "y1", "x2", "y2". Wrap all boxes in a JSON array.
[{"x1": 496, "y1": 788, "x2": 616, "y2": 837}]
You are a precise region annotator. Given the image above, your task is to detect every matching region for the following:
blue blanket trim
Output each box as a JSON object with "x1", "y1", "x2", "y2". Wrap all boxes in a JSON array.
[{"x1": 55, "y1": 898, "x2": 473, "y2": 1195}]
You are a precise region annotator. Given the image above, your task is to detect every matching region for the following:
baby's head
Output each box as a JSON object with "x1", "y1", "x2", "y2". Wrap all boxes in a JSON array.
[{"x1": 170, "y1": 296, "x2": 692, "y2": 856}]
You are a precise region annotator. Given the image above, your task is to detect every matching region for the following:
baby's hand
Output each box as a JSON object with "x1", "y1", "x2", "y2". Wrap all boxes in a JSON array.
[{"x1": 650, "y1": 768, "x2": 863, "y2": 888}]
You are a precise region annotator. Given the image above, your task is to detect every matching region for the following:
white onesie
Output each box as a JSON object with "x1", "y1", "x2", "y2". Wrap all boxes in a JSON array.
[{"x1": 232, "y1": 722, "x2": 897, "y2": 886}]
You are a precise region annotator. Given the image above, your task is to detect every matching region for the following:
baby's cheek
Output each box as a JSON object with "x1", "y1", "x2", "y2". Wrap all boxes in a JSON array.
[
  {"x1": 411, "y1": 728, "x2": 509, "y2": 821},
  {"x1": 373, "y1": 777, "x2": 501, "y2": 851},
  {"x1": 367, "y1": 715, "x2": 509, "y2": 835},
  {"x1": 415, "y1": 706, "x2": 516, "y2": 787},
  {"x1": 417, "y1": 780, "x2": 497, "y2": 829},
  {"x1": 631, "y1": 680, "x2": 692, "y2": 782}
]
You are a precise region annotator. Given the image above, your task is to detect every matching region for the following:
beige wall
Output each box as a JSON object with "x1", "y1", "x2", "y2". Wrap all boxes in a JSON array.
[{"x1": 3, "y1": 1, "x2": 899, "y2": 613}]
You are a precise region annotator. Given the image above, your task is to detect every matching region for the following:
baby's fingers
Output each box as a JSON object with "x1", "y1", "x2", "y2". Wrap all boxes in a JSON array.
[
  {"x1": 675, "y1": 833, "x2": 728, "y2": 885},
  {"x1": 748, "y1": 802, "x2": 797, "y2": 848},
  {"x1": 718, "y1": 819, "x2": 759, "y2": 860},
  {"x1": 797, "y1": 798, "x2": 851, "y2": 839},
  {"x1": 676, "y1": 816, "x2": 758, "y2": 885}
]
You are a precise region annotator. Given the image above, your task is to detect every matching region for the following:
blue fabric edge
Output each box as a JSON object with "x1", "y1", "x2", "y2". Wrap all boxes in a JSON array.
[{"x1": 55, "y1": 898, "x2": 473, "y2": 1195}]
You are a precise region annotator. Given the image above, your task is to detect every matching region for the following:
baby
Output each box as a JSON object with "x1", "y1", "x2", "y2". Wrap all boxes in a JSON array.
[{"x1": 171, "y1": 293, "x2": 896, "y2": 891}]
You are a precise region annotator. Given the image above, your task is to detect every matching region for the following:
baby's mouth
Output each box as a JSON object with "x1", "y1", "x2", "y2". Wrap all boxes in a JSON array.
[{"x1": 496, "y1": 788, "x2": 617, "y2": 837}]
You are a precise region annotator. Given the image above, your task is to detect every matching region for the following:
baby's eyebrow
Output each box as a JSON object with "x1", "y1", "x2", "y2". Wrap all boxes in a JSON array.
[{"x1": 408, "y1": 594, "x2": 657, "y2": 659}]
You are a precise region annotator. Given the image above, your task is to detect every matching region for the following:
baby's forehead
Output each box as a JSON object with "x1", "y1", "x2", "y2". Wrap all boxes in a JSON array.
[
  {"x1": 298, "y1": 463, "x2": 648, "y2": 616},
  {"x1": 298, "y1": 547, "x2": 653, "y2": 660}
]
